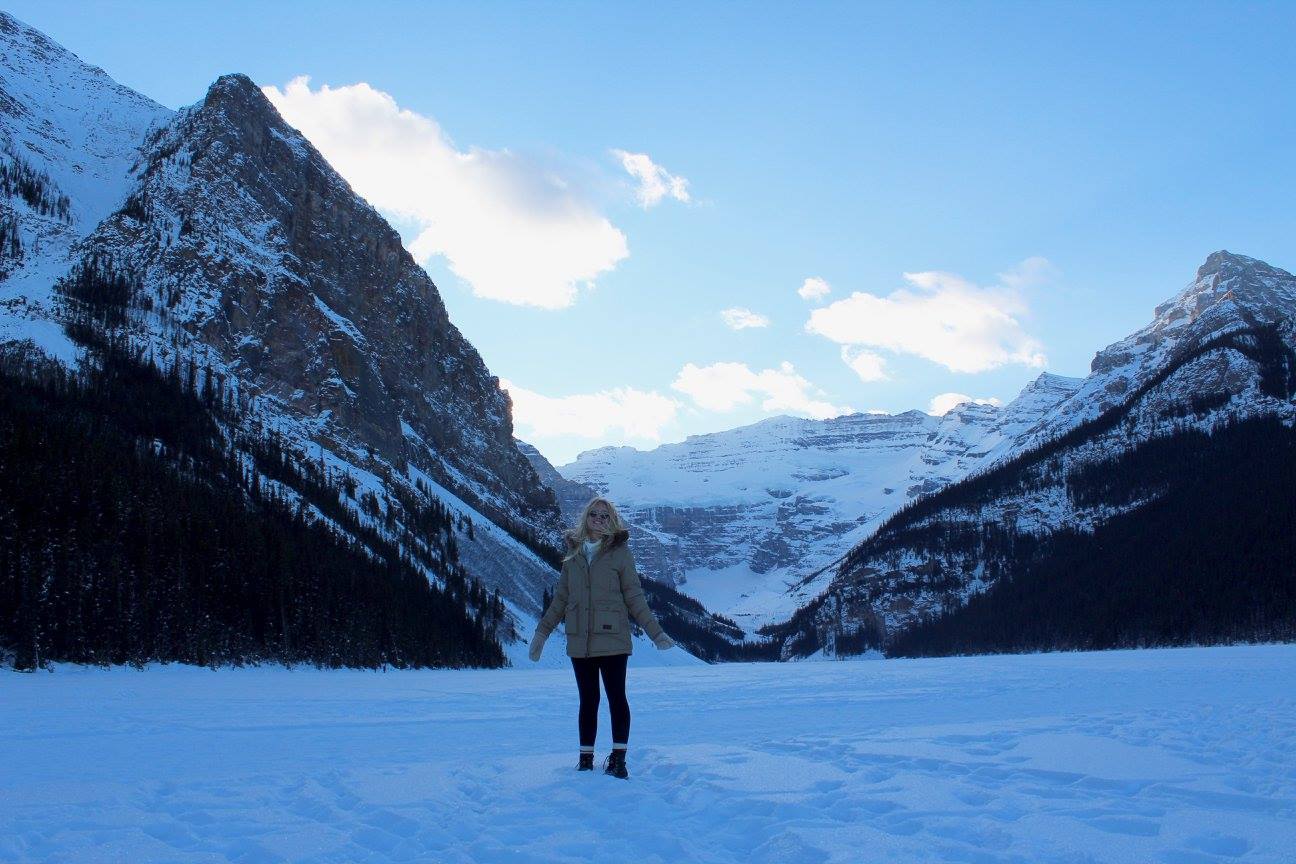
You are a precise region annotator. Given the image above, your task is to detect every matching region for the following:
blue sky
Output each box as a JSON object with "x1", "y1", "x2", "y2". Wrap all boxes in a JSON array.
[{"x1": 11, "y1": 1, "x2": 1295, "y2": 463}]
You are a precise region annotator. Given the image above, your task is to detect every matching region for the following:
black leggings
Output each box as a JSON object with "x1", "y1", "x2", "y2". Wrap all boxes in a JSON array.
[{"x1": 570, "y1": 653, "x2": 630, "y2": 747}]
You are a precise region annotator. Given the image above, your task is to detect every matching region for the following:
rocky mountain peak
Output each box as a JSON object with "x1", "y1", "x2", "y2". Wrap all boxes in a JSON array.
[
  {"x1": 199, "y1": 73, "x2": 296, "y2": 146},
  {"x1": 1194, "y1": 249, "x2": 1288, "y2": 282},
  {"x1": 1087, "y1": 252, "x2": 1295, "y2": 381},
  {"x1": 997, "y1": 251, "x2": 1294, "y2": 467},
  {"x1": 942, "y1": 400, "x2": 1000, "y2": 422},
  {"x1": 87, "y1": 65, "x2": 561, "y2": 539},
  {"x1": 1151, "y1": 251, "x2": 1296, "y2": 332},
  {"x1": 205, "y1": 72, "x2": 263, "y2": 102},
  {"x1": 1021, "y1": 371, "x2": 1085, "y2": 395}
]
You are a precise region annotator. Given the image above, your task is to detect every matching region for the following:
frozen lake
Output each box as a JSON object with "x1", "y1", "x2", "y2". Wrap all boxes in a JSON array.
[{"x1": 3, "y1": 645, "x2": 1294, "y2": 863}]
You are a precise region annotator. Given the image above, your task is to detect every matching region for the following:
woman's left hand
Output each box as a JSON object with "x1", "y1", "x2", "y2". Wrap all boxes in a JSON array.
[{"x1": 653, "y1": 634, "x2": 674, "y2": 650}]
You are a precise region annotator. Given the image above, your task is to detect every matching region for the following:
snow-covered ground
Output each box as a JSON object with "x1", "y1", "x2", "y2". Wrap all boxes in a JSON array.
[{"x1": 4, "y1": 646, "x2": 1294, "y2": 863}]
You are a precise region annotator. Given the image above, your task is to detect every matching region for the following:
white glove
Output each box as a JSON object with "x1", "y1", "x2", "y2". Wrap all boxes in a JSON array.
[
  {"x1": 654, "y1": 634, "x2": 675, "y2": 650},
  {"x1": 528, "y1": 632, "x2": 546, "y2": 662}
]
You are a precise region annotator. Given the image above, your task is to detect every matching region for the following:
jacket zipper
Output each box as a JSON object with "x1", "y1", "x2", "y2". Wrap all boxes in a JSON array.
[{"x1": 584, "y1": 550, "x2": 593, "y2": 656}]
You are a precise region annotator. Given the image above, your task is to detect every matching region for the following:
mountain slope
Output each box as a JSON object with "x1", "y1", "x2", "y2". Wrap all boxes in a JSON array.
[
  {"x1": 765, "y1": 253, "x2": 1296, "y2": 657},
  {"x1": 889, "y1": 417, "x2": 1296, "y2": 655},
  {"x1": 1002, "y1": 251, "x2": 1296, "y2": 459},
  {"x1": 0, "y1": 11, "x2": 169, "y2": 352},
  {"x1": 0, "y1": 340, "x2": 505, "y2": 670},
  {"x1": 73, "y1": 71, "x2": 561, "y2": 551}
]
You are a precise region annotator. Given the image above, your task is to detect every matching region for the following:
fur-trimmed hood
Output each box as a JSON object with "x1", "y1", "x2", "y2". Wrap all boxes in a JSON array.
[{"x1": 564, "y1": 528, "x2": 629, "y2": 551}]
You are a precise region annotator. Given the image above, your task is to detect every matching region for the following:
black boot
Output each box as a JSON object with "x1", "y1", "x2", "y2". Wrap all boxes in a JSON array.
[
  {"x1": 603, "y1": 749, "x2": 628, "y2": 779},
  {"x1": 577, "y1": 752, "x2": 594, "y2": 771}
]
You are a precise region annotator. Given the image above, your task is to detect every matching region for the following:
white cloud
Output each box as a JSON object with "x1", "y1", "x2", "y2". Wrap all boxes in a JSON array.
[
  {"x1": 840, "y1": 346, "x2": 888, "y2": 382},
  {"x1": 500, "y1": 379, "x2": 680, "y2": 443},
  {"x1": 671, "y1": 361, "x2": 851, "y2": 419},
  {"x1": 263, "y1": 77, "x2": 628, "y2": 309},
  {"x1": 997, "y1": 256, "x2": 1060, "y2": 290},
  {"x1": 611, "y1": 149, "x2": 691, "y2": 208},
  {"x1": 805, "y1": 260, "x2": 1049, "y2": 374},
  {"x1": 927, "y1": 392, "x2": 1004, "y2": 416},
  {"x1": 720, "y1": 307, "x2": 770, "y2": 330},
  {"x1": 798, "y1": 277, "x2": 832, "y2": 302}
]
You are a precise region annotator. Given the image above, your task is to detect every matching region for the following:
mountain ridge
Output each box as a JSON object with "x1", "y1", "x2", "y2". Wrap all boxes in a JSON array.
[
  {"x1": 562, "y1": 251, "x2": 1296, "y2": 647},
  {"x1": 559, "y1": 367, "x2": 1085, "y2": 629}
]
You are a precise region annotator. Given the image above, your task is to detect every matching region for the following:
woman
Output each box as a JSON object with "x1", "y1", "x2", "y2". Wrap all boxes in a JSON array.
[{"x1": 528, "y1": 497, "x2": 674, "y2": 779}]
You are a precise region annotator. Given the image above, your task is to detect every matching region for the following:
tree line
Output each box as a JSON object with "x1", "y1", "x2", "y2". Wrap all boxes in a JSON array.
[
  {"x1": 0, "y1": 315, "x2": 507, "y2": 670},
  {"x1": 1, "y1": 151, "x2": 73, "y2": 224}
]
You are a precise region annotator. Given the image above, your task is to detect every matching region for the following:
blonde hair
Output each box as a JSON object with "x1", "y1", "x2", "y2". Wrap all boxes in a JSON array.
[{"x1": 565, "y1": 497, "x2": 628, "y2": 561}]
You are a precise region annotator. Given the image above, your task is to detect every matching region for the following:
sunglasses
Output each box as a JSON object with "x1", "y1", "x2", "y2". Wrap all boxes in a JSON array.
[{"x1": 587, "y1": 512, "x2": 611, "y2": 521}]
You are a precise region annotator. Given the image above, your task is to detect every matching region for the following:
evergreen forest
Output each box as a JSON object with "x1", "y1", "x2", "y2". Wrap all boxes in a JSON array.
[
  {"x1": 889, "y1": 416, "x2": 1296, "y2": 656},
  {"x1": 0, "y1": 317, "x2": 507, "y2": 671}
]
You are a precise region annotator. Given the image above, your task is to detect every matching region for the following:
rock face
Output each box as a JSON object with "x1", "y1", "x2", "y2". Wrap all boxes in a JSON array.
[
  {"x1": 774, "y1": 252, "x2": 1296, "y2": 656},
  {"x1": 516, "y1": 441, "x2": 595, "y2": 528},
  {"x1": 78, "y1": 73, "x2": 559, "y2": 540},
  {"x1": 0, "y1": 12, "x2": 565, "y2": 642}
]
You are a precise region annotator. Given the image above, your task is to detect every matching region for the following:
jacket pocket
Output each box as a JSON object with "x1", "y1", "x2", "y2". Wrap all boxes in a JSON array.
[
  {"x1": 593, "y1": 605, "x2": 623, "y2": 635},
  {"x1": 564, "y1": 605, "x2": 582, "y2": 636}
]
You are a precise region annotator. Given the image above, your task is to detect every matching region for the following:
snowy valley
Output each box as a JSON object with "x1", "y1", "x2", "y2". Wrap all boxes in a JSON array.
[{"x1": 1, "y1": 9, "x2": 1294, "y2": 864}]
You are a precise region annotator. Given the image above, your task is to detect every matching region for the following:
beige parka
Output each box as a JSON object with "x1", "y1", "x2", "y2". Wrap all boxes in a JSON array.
[{"x1": 535, "y1": 530, "x2": 666, "y2": 658}]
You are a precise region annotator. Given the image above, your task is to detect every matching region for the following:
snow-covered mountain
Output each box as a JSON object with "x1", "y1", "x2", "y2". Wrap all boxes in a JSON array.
[
  {"x1": 0, "y1": 11, "x2": 569, "y2": 659},
  {"x1": 1008, "y1": 251, "x2": 1296, "y2": 456},
  {"x1": 769, "y1": 251, "x2": 1296, "y2": 656},
  {"x1": 560, "y1": 374, "x2": 1082, "y2": 630},
  {"x1": 0, "y1": 12, "x2": 169, "y2": 350},
  {"x1": 72, "y1": 69, "x2": 565, "y2": 559},
  {"x1": 562, "y1": 252, "x2": 1296, "y2": 646}
]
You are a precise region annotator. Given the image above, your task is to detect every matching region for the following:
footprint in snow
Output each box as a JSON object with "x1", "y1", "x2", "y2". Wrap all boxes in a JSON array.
[
  {"x1": 141, "y1": 821, "x2": 203, "y2": 852},
  {"x1": 749, "y1": 829, "x2": 829, "y2": 864},
  {"x1": 218, "y1": 837, "x2": 286, "y2": 864}
]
